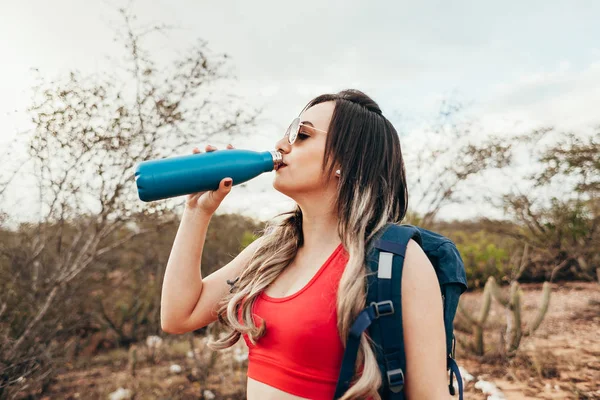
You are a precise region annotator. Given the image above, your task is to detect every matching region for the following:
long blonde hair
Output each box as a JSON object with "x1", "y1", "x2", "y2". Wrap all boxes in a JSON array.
[{"x1": 209, "y1": 89, "x2": 408, "y2": 399}]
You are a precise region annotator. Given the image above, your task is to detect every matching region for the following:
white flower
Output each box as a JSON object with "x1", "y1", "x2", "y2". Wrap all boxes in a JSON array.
[
  {"x1": 108, "y1": 387, "x2": 132, "y2": 400},
  {"x1": 233, "y1": 347, "x2": 248, "y2": 363},
  {"x1": 203, "y1": 390, "x2": 216, "y2": 399},
  {"x1": 146, "y1": 335, "x2": 163, "y2": 349},
  {"x1": 474, "y1": 380, "x2": 505, "y2": 399},
  {"x1": 125, "y1": 221, "x2": 140, "y2": 234},
  {"x1": 459, "y1": 366, "x2": 474, "y2": 382},
  {"x1": 169, "y1": 364, "x2": 183, "y2": 374},
  {"x1": 186, "y1": 350, "x2": 194, "y2": 358}
]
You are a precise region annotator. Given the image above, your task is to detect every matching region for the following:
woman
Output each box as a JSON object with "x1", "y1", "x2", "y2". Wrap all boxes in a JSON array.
[{"x1": 161, "y1": 90, "x2": 449, "y2": 399}]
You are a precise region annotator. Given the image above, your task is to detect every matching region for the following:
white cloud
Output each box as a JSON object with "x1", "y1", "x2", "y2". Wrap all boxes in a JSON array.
[
  {"x1": 2, "y1": 0, "x2": 600, "y2": 224},
  {"x1": 478, "y1": 60, "x2": 600, "y2": 132}
]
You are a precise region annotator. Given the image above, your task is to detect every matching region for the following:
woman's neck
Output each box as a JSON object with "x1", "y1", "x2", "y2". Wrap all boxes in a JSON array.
[{"x1": 298, "y1": 208, "x2": 341, "y2": 253}]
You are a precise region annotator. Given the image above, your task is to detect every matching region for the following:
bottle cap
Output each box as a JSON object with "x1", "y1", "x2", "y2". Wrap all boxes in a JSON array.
[{"x1": 269, "y1": 150, "x2": 283, "y2": 170}]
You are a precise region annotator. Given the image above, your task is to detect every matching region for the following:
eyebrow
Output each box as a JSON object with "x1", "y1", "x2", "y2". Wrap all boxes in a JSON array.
[{"x1": 300, "y1": 120, "x2": 327, "y2": 134}]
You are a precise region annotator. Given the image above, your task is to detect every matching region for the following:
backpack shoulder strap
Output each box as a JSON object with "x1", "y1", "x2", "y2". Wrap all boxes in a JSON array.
[
  {"x1": 369, "y1": 224, "x2": 420, "y2": 399},
  {"x1": 334, "y1": 223, "x2": 418, "y2": 400}
]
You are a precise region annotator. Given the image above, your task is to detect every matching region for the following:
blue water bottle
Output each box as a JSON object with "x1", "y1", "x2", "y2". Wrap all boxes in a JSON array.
[{"x1": 135, "y1": 149, "x2": 283, "y2": 202}]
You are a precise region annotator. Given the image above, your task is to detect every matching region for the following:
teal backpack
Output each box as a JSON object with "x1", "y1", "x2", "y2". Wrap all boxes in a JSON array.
[{"x1": 334, "y1": 224, "x2": 468, "y2": 399}]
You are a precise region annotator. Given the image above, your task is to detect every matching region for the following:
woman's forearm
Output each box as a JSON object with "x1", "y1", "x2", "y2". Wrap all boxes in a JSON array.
[{"x1": 160, "y1": 206, "x2": 212, "y2": 331}]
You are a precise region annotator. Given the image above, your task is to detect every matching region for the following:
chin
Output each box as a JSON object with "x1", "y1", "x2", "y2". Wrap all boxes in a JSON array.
[
  {"x1": 272, "y1": 176, "x2": 327, "y2": 200},
  {"x1": 272, "y1": 176, "x2": 292, "y2": 197},
  {"x1": 272, "y1": 175, "x2": 302, "y2": 198}
]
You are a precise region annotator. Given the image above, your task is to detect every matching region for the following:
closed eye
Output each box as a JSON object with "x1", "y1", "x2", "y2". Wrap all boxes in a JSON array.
[{"x1": 297, "y1": 133, "x2": 310, "y2": 140}]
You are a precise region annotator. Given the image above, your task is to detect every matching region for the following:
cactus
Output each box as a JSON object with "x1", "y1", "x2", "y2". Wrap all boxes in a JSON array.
[
  {"x1": 506, "y1": 282, "x2": 522, "y2": 354},
  {"x1": 458, "y1": 276, "x2": 494, "y2": 356},
  {"x1": 524, "y1": 281, "x2": 551, "y2": 336},
  {"x1": 488, "y1": 277, "x2": 509, "y2": 307},
  {"x1": 458, "y1": 276, "x2": 551, "y2": 357},
  {"x1": 503, "y1": 280, "x2": 551, "y2": 355},
  {"x1": 128, "y1": 344, "x2": 138, "y2": 377}
]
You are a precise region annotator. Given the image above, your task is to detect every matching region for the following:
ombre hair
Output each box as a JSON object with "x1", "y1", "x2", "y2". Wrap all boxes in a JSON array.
[{"x1": 209, "y1": 89, "x2": 408, "y2": 399}]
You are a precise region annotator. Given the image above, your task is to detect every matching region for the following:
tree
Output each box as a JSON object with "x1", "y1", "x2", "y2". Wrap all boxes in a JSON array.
[
  {"x1": 403, "y1": 99, "x2": 512, "y2": 227},
  {"x1": 490, "y1": 129, "x2": 599, "y2": 282},
  {"x1": 403, "y1": 100, "x2": 512, "y2": 226},
  {"x1": 0, "y1": 7, "x2": 258, "y2": 396}
]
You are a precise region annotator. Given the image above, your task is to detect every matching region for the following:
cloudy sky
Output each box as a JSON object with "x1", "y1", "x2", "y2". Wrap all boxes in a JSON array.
[{"x1": 1, "y1": 0, "x2": 599, "y2": 224}]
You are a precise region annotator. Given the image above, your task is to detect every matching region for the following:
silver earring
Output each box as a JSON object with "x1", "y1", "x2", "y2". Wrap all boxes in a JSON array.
[{"x1": 335, "y1": 169, "x2": 341, "y2": 177}]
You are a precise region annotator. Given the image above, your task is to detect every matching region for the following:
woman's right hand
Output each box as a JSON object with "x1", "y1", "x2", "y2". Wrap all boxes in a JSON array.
[{"x1": 185, "y1": 144, "x2": 235, "y2": 216}]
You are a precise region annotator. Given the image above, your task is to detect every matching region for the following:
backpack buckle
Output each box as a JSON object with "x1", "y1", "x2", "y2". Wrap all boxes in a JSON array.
[
  {"x1": 387, "y1": 368, "x2": 405, "y2": 393},
  {"x1": 370, "y1": 300, "x2": 394, "y2": 318}
]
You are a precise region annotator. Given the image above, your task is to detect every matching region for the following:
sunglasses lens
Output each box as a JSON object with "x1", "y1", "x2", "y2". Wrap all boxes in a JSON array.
[{"x1": 287, "y1": 118, "x2": 300, "y2": 145}]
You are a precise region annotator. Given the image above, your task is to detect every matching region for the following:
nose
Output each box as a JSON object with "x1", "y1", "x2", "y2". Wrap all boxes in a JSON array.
[{"x1": 275, "y1": 136, "x2": 291, "y2": 155}]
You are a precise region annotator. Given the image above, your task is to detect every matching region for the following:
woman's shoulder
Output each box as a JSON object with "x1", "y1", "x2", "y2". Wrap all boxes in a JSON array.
[{"x1": 403, "y1": 239, "x2": 440, "y2": 294}]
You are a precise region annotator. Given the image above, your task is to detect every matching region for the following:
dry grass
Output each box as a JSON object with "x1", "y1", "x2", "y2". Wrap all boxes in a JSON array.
[
  {"x1": 457, "y1": 281, "x2": 600, "y2": 399},
  {"x1": 33, "y1": 335, "x2": 249, "y2": 400},
  {"x1": 16, "y1": 282, "x2": 600, "y2": 400}
]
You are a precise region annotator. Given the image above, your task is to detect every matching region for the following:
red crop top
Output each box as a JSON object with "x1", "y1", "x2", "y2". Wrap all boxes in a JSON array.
[{"x1": 241, "y1": 243, "x2": 349, "y2": 399}]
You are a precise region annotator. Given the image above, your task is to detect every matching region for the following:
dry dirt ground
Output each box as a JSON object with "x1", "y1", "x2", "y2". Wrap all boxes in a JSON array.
[
  {"x1": 457, "y1": 281, "x2": 600, "y2": 399},
  {"x1": 20, "y1": 282, "x2": 600, "y2": 399}
]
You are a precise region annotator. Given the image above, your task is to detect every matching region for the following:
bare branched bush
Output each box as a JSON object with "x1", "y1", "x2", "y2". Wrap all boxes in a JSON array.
[
  {"x1": 403, "y1": 99, "x2": 512, "y2": 227},
  {"x1": 487, "y1": 129, "x2": 600, "y2": 282},
  {"x1": 0, "y1": 7, "x2": 258, "y2": 397}
]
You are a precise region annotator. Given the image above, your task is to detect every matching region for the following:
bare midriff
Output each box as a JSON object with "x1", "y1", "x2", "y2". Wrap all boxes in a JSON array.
[{"x1": 247, "y1": 377, "x2": 313, "y2": 400}]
